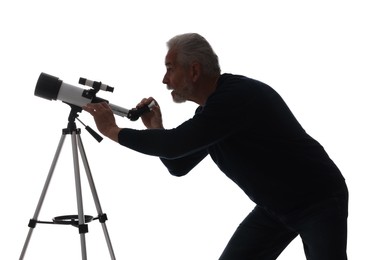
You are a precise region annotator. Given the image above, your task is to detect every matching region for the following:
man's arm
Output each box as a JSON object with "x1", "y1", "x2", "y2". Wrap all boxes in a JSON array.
[
  {"x1": 83, "y1": 102, "x2": 121, "y2": 142},
  {"x1": 160, "y1": 149, "x2": 208, "y2": 176}
]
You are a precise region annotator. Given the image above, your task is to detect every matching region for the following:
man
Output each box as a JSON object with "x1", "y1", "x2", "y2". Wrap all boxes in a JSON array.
[{"x1": 83, "y1": 33, "x2": 348, "y2": 259}]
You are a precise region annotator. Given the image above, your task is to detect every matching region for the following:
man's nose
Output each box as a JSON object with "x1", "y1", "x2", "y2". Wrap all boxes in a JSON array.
[{"x1": 162, "y1": 74, "x2": 168, "y2": 84}]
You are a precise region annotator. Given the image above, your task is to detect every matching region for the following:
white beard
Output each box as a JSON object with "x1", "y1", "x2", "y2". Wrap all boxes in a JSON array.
[
  {"x1": 167, "y1": 78, "x2": 194, "y2": 104},
  {"x1": 171, "y1": 90, "x2": 187, "y2": 103}
]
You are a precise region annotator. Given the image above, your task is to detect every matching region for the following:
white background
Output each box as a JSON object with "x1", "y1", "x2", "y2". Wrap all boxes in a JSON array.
[{"x1": 1, "y1": 1, "x2": 369, "y2": 259}]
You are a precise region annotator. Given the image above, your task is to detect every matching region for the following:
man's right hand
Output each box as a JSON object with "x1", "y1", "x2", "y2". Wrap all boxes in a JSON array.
[{"x1": 137, "y1": 97, "x2": 164, "y2": 129}]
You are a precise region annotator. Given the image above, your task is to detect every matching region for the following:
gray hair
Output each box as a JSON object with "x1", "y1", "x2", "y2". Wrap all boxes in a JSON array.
[{"x1": 166, "y1": 33, "x2": 221, "y2": 76}]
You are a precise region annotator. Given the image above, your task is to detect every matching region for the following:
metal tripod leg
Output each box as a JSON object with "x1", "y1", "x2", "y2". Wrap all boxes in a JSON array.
[
  {"x1": 19, "y1": 133, "x2": 67, "y2": 260},
  {"x1": 71, "y1": 130, "x2": 88, "y2": 260},
  {"x1": 77, "y1": 133, "x2": 116, "y2": 259},
  {"x1": 20, "y1": 129, "x2": 116, "y2": 260}
]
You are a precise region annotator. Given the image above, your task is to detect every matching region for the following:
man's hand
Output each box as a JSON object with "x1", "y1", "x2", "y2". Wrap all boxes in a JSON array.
[
  {"x1": 137, "y1": 97, "x2": 164, "y2": 129},
  {"x1": 82, "y1": 102, "x2": 121, "y2": 142}
]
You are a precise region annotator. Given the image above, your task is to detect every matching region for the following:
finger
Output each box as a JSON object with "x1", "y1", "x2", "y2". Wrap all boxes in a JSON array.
[
  {"x1": 137, "y1": 98, "x2": 148, "y2": 108},
  {"x1": 84, "y1": 103, "x2": 99, "y2": 109},
  {"x1": 141, "y1": 97, "x2": 157, "y2": 107},
  {"x1": 101, "y1": 102, "x2": 111, "y2": 109},
  {"x1": 83, "y1": 103, "x2": 101, "y2": 114},
  {"x1": 82, "y1": 104, "x2": 94, "y2": 114}
]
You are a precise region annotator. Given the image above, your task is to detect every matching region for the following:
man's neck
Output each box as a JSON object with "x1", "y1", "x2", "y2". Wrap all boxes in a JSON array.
[{"x1": 194, "y1": 74, "x2": 220, "y2": 106}]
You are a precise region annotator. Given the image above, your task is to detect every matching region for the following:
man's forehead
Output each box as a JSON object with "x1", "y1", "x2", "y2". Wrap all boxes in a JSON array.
[{"x1": 165, "y1": 48, "x2": 177, "y2": 66}]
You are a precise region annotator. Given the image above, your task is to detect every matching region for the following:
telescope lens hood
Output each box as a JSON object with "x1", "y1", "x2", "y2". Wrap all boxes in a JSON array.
[{"x1": 34, "y1": 72, "x2": 62, "y2": 100}]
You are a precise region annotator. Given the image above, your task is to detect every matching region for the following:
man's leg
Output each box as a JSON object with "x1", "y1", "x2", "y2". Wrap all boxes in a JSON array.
[
  {"x1": 219, "y1": 205, "x2": 298, "y2": 260},
  {"x1": 295, "y1": 191, "x2": 349, "y2": 260}
]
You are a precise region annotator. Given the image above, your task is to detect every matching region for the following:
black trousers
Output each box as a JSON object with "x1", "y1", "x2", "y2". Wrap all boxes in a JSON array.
[{"x1": 219, "y1": 188, "x2": 348, "y2": 260}]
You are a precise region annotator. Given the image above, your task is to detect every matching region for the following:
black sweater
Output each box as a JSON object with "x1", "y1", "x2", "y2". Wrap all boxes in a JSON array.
[{"x1": 118, "y1": 73, "x2": 346, "y2": 214}]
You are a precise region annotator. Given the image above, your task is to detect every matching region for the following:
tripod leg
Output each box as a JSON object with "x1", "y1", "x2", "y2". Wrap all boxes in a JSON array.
[
  {"x1": 19, "y1": 134, "x2": 67, "y2": 260},
  {"x1": 71, "y1": 132, "x2": 88, "y2": 260},
  {"x1": 77, "y1": 134, "x2": 116, "y2": 260}
]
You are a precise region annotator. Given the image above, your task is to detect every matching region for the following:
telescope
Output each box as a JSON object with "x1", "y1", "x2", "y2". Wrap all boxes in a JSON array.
[{"x1": 34, "y1": 72, "x2": 154, "y2": 121}]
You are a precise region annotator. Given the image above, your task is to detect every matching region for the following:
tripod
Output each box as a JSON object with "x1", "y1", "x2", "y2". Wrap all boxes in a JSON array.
[{"x1": 20, "y1": 106, "x2": 116, "y2": 260}]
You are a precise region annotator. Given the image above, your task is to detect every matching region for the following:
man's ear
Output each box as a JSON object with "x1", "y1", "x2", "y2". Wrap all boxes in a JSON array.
[{"x1": 190, "y1": 62, "x2": 201, "y2": 82}]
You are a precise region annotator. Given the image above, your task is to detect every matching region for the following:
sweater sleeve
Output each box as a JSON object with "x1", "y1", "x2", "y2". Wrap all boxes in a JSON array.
[
  {"x1": 117, "y1": 74, "x2": 258, "y2": 175},
  {"x1": 118, "y1": 126, "x2": 210, "y2": 177},
  {"x1": 160, "y1": 149, "x2": 208, "y2": 176}
]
